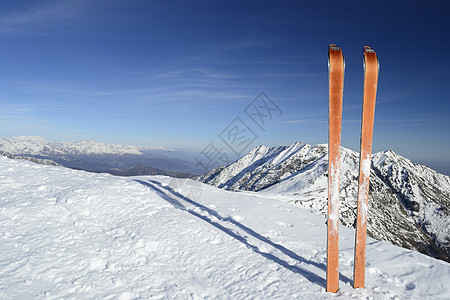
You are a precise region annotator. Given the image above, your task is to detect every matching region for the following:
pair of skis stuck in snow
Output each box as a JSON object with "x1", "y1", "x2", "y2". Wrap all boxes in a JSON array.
[{"x1": 326, "y1": 44, "x2": 379, "y2": 293}]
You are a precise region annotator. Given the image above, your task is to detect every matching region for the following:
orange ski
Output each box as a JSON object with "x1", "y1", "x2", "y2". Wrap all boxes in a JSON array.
[
  {"x1": 354, "y1": 46, "x2": 379, "y2": 288},
  {"x1": 327, "y1": 44, "x2": 344, "y2": 293}
]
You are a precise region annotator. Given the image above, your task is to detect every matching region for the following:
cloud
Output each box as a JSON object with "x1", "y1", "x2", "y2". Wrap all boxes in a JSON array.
[{"x1": 0, "y1": 0, "x2": 96, "y2": 35}]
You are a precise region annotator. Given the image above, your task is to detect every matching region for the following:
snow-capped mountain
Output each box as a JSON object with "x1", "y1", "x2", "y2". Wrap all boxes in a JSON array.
[
  {"x1": 1, "y1": 155, "x2": 449, "y2": 298},
  {"x1": 0, "y1": 136, "x2": 168, "y2": 156},
  {"x1": 199, "y1": 142, "x2": 450, "y2": 262},
  {"x1": 0, "y1": 136, "x2": 200, "y2": 174}
]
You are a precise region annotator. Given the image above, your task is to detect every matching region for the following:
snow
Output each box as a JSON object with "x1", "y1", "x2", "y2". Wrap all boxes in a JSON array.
[
  {"x1": 328, "y1": 160, "x2": 340, "y2": 234},
  {"x1": 356, "y1": 154, "x2": 371, "y2": 223},
  {"x1": 1, "y1": 156, "x2": 450, "y2": 299},
  {"x1": 271, "y1": 142, "x2": 305, "y2": 166},
  {"x1": 361, "y1": 154, "x2": 371, "y2": 178}
]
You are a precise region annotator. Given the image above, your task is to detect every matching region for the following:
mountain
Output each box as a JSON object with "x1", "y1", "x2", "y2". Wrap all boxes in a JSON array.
[
  {"x1": 199, "y1": 142, "x2": 450, "y2": 262},
  {"x1": 114, "y1": 164, "x2": 194, "y2": 178},
  {"x1": 0, "y1": 150, "x2": 61, "y2": 167},
  {"x1": 0, "y1": 136, "x2": 201, "y2": 175},
  {"x1": 1, "y1": 155, "x2": 449, "y2": 298}
]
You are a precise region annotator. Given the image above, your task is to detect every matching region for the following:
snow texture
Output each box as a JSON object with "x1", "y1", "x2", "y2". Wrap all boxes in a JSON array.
[
  {"x1": 328, "y1": 161, "x2": 339, "y2": 235},
  {"x1": 1, "y1": 156, "x2": 449, "y2": 299},
  {"x1": 361, "y1": 154, "x2": 371, "y2": 178},
  {"x1": 356, "y1": 154, "x2": 371, "y2": 222}
]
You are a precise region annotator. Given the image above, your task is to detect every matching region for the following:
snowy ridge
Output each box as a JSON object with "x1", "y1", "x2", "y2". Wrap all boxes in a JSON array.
[
  {"x1": 201, "y1": 142, "x2": 327, "y2": 192},
  {"x1": 0, "y1": 151, "x2": 61, "y2": 167},
  {"x1": 1, "y1": 156, "x2": 449, "y2": 298},
  {"x1": 0, "y1": 136, "x2": 170, "y2": 156},
  {"x1": 200, "y1": 142, "x2": 450, "y2": 262}
]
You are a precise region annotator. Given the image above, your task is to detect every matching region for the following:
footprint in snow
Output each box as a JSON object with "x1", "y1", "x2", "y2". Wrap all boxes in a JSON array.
[{"x1": 405, "y1": 282, "x2": 416, "y2": 290}]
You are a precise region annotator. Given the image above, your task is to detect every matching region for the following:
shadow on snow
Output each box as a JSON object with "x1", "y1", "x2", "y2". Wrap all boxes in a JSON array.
[{"x1": 134, "y1": 179, "x2": 352, "y2": 288}]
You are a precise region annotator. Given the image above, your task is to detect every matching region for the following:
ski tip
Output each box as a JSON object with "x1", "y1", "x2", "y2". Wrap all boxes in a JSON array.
[
  {"x1": 363, "y1": 46, "x2": 379, "y2": 71},
  {"x1": 329, "y1": 44, "x2": 341, "y2": 51},
  {"x1": 363, "y1": 46, "x2": 375, "y2": 54},
  {"x1": 328, "y1": 44, "x2": 345, "y2": 70}
]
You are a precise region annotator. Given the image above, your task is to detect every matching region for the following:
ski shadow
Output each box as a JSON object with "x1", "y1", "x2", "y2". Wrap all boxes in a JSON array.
[{"x1": 135, "y1": 179, "x2": 352, "y2": 288}]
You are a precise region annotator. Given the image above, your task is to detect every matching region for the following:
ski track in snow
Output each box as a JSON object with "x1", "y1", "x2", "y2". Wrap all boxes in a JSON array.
[{"x1": 0, "y1": 156, "x2": 449, "y2": 299}]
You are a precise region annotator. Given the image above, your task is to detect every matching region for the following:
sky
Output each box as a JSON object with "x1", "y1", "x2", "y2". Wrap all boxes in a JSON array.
[{"x1": 0, "y1": 0, "x2": 449, "y2": 173}]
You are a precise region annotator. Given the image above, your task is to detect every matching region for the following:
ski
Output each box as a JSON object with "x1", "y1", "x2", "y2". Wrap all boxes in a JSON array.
[
  {"x1": 354, "y1": 46, "x2": 379, "y2": 288},
  {"x1": 327, "y1": 44, "x2": 344, "y2": 293}
]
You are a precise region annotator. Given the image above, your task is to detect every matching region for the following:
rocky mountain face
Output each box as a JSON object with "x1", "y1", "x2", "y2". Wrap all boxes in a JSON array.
[
  {"x1": 0, "y1": 136, "x2": 199, "y2": 174},
  {"x1": 199, "y1": 142, "x2": 450, "y2": 262}
]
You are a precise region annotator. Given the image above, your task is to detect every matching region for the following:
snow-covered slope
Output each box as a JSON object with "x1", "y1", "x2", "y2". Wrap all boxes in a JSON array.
[
  {"x1": 1, "y1": 156, "x2": 449, "y2": 298},
  {"x1": 199, "y1": 142, "x2": 450, "y2": 262},
  {"x1": 1, "y1": 150, "x2": 61, "y2": 167}
]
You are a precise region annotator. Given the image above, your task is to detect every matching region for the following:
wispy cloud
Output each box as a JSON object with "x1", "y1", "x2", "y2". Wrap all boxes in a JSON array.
[
  {"x1": 0, "y1": 0, "x2": 96, "y2": 35},
  {"x1": 281, "y1": 119, "x2": 327, "y2": 124},
  {"x1": 0, "y1": 104, "x2": 51, "y2": 135},
  {"x1": 12, "y1": 79, "x2": 254, "y2": 99}
]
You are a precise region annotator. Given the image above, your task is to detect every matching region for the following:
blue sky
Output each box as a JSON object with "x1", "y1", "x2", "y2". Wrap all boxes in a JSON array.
[{"x1": 0, "y1": 0, "x2": 449, "y2": 173}]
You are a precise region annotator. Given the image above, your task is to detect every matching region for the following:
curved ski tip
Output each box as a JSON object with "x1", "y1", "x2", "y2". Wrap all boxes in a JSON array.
[
  {"x1": 364, "y1": 46, "x2": 375, "y2": 53},
  {"x1": 329, "y1": 44, "x2": 340, "y2": 51}
]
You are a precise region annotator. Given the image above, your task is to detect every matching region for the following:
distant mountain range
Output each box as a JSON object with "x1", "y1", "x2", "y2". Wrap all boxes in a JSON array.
[
  {"x1": 199, "y1": 142, "x2": 450, "y2": 262},
  {"x1": 0, "y1": 136, "x2": 200, "y2": 176},
  {"x1": 113, "y1": 164, "x2": 194, "y2": 178}
]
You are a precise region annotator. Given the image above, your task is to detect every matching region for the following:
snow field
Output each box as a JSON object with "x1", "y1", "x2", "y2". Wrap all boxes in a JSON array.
[{"x1": 0, "y1": 156, "x2": 449, "y2": 299}]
